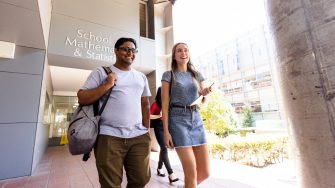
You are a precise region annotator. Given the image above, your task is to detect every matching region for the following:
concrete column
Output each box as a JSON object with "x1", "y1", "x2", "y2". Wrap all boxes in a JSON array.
[{"x1": 265, "y1": 0, "x2": 335, "y2": 187}]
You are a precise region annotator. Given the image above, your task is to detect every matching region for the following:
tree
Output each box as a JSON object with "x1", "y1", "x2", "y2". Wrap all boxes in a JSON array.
[
  {"x1": 200, "y1": 90, "x2": 237, "y2": 138},
  {"x1": 242, "y1": 106, "x2": 255, "y2": 128}
]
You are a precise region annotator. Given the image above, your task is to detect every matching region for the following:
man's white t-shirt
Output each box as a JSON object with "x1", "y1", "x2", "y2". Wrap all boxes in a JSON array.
[{"x1": 81, "y1": 65, "x2": 151, "y2": 138}]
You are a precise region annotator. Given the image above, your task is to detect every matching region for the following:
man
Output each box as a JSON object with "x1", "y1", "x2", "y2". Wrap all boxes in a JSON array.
[{"x1": 77, "y1": 37, "x2": 151, "y2": 188}]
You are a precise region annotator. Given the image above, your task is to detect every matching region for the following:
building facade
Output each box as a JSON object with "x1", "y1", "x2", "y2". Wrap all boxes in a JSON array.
[
  {"x1": 1, "y1": 0, "x2": 335, "y2": 187},
  {"x1": 194, "y1": 26, "x2": 285, "y2": 128},
  {"x1": 0, "y1": 0, "x2": 174, "y2": 180}
]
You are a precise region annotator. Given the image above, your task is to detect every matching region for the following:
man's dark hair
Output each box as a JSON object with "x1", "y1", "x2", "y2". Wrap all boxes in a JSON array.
[{"x1": 114, "y1": 37, "x2": 137, "y2": 48}]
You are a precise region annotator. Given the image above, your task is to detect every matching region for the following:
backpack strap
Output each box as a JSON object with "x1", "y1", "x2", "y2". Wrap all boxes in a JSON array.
[
  {"x1": 169, "y1": 71, "x2": 173, "y2": 108},
  {"x1": 103, "y1": 66, "x2": 112, "y2": 75},
  {"x1": 83, "y1": 66, "x2": 113, "y2": 162},
  {"x1": 92, "y1": 66, "x2": 113, "y2": 116},
  {"x1": 98, "y1": 66, "x2": 113, "y2": 115},
  {"x1": 170, "y1": 71, "x2": 173, "y2": 95}
]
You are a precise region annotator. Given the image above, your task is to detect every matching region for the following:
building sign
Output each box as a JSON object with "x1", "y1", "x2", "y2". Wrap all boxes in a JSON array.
[{"x1": 65, "y1": 29, "x2": 115, "y2": 62}]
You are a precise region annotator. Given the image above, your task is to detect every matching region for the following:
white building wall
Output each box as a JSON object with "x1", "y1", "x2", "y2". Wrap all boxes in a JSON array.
[
  {"x1": 0, "y1": 46, "x2": 45, "y2": 180},
  {"x1": 194, "y1": 27, "x2": 282, "y2": 127}
]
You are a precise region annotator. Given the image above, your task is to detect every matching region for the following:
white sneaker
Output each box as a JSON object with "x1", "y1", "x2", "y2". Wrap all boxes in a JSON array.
[
  {"x1": 168, "y1": 173, "x2": 179, "y2": 183},
  {"x1": 157, "y1": 168, "x2": 165, "y2": 177}
]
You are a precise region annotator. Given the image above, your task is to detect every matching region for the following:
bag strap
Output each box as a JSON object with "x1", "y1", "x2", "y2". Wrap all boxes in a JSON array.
[
  {"x1": 169, "y1": 71, "x2": 173, "y2": 107},
  {"x1": 82, "y1": 66, "x2": 113, "y2": 162},
  {"x1": 98, "y1": 66, "x2": 113, "y2": 115}
]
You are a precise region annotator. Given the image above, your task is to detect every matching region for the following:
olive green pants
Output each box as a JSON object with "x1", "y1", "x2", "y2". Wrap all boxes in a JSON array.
[{"x1": 94, "y1": 133, "x2": 151, "y2": 188}]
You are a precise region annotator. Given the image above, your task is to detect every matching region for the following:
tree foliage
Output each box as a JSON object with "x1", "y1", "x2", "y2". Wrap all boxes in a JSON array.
[
  {"x1": 200, "y1": 90, "x2": 237, "y2": 137},
  {"x1": 242, "y1": 106, "x2": 255, "y2": 128}
]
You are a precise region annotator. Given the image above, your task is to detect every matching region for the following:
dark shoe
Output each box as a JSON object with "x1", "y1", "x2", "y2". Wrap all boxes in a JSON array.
[
  {"x1": 157, "y1": 168, "x2": 165, "y2": 177},
  {"x1": 168, "y1": 173, "x2": 179, "y2": 183}
]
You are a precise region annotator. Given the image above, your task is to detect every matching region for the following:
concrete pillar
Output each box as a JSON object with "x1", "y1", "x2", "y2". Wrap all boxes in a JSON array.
[{"x1": 265, "y1": 0, "x2": 335, "y2": 187}]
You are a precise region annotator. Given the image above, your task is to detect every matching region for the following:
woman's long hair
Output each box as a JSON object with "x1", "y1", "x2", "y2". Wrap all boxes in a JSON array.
[
  {"x1": 155, "y1": 87, "x2": 162, "y2": 109},
  {"x1": 171, "y1": 42, "x2": 200, "y2": 85}
]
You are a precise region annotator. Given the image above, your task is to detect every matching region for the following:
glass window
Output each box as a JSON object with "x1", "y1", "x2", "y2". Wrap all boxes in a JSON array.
[
  {"x1": 140, "y1": 2, "x2": 147, "y2": 37},
  {"x1": 218, "y1": 60, "x2": 225, "y2": 75},
  {"x1": 43, "y1": 93, "x2": 51, "y2": 124},
  {"x1": 250, "y1": 101, "x2": 262, "y2": 112}
]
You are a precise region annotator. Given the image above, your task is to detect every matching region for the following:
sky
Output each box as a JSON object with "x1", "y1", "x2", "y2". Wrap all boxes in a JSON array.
[{"x1": 173, "y1": 0, "x2": 268, "y2": 57}]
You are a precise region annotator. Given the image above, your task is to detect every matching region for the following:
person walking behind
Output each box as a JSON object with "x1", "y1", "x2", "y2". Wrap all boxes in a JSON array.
[
  {"x1": 150, "y1": 87, "x2": 179, "y2": 184},
  {"x1": 161, "y1": 43, "x2": 212, "y2": 188},
  {"x1": 78, "y1": 37, "x2": 151, "y2": 188}
]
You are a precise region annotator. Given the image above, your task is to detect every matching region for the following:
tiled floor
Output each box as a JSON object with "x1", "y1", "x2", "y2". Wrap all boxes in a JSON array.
[{"x1": 0, "y1": 146, "x2": 297, "y2": 188}]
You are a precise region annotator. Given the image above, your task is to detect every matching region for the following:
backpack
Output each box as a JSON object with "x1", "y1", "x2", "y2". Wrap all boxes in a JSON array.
[{"x1": 67, "y1": 66, "x2": 112, "y2": 160}]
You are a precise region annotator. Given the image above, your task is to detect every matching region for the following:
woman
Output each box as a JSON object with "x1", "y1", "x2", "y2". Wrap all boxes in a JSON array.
[
  {"x1": 161, "y1": 43, "x2": 212, "y2": 188},
  {"x1": 150, "y1": 87, "x2": 179, "y2": 183}
]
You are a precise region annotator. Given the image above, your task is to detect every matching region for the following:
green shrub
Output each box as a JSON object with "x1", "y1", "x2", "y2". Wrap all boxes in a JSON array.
[{"x1": 209, "y1": 136, "x2": 289, "y2": 167}]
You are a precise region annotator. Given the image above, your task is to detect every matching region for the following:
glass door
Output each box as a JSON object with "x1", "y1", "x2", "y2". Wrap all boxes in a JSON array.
[{"x1": 50, "y1": 96, "x2": 78, "y2": 139}]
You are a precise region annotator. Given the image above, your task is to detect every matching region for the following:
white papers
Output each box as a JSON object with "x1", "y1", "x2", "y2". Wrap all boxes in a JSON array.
[
  {"x1": 190, "y1": 83, "x2": 214, "y2": 106},
  {"x1": 190, "y1": 95, "x2": 204, "y2": 106}
]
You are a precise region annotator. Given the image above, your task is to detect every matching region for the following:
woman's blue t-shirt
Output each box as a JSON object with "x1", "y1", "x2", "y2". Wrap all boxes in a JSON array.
[{"x1": 161, "y1": 70, "x2": 205, "y2": 106}]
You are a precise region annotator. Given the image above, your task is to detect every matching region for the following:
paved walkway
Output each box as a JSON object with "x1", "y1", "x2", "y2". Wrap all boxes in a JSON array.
[
  {"x1": 150, "y1": 149, "x2": 298, "y2": 188},
  {"x1": 0, "y1": 146, "x2": 297, "y2": 188}
]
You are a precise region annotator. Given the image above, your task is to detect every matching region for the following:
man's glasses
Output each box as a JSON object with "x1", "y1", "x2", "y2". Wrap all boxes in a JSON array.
[{"x1": 118, "y1": 47, "x2": 138, "y2": 54}]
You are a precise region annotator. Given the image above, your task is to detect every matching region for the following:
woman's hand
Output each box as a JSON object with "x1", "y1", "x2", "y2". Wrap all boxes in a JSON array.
[
  {"x1": 164, "y1": 131, "x2": 174, "y2": 149},
  {"x1": 201, "y1": 86, "x2": 213, "y2": 96}
]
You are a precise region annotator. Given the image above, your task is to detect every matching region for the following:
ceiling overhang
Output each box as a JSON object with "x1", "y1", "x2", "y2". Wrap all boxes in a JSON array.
[{"x1": 0, "y1": 0, "x2": 46, "y2": 49}]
